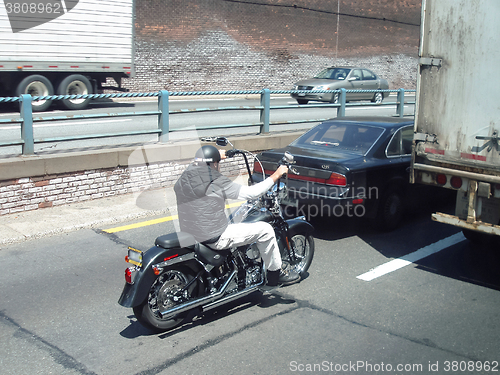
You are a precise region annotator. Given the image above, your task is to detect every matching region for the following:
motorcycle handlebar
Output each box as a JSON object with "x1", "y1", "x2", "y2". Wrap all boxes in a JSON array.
[
  {"x1": 201, "y1": 137, "x2": 255, "y2": 183},
  {"x1": 203, "y1": 136, "x2": 298, "y2": 177},
  {"x1": 278, "y1": 158, "x2": 299, "y2": 175},
  {"x1": 225, "y1": 149, "x2": 239, "y2": 158}
]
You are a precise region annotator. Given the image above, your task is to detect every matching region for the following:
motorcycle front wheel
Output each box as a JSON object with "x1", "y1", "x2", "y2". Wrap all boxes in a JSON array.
[
  {"x1": 133, "y1": 266, "x2": 199, "y2": 333},
  {"x1": 282, "y1": 234, "x2": 314, "y2": 276}
]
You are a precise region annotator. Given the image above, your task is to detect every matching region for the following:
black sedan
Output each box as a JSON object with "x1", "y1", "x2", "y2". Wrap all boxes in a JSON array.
[{"x1": 252, "y1": 117, "x2": 414, "y2": 231}]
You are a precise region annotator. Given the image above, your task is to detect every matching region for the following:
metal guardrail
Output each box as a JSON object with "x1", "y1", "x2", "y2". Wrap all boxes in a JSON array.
[{"x1": 0, "y1": 88, "x2": 415, "y2": 155}]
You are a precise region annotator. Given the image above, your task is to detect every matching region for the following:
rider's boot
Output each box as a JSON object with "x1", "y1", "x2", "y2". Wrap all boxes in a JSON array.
[{"x1": 266, "y1": 267, "x2": 300, "y2": 287}]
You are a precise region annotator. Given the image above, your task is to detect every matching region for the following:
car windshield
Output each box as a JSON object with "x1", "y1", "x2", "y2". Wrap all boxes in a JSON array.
[
  {"x1": 314, "y1": 68, "x2": 351, "y2": 80},
  {"x1": 291, "y1": 122, "x2": 384, "y2": 155}
]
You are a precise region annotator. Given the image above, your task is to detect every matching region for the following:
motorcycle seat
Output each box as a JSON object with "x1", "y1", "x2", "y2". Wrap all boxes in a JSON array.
[
  {"x1": 155, "y1": 232, "x2": 196, "y2": 249},
  {"x1": 195, "y1": 243, "x2": 230, "y2": 267},
  {"x1": 155, "y1": 232, "x2": 230, "y2": 267}
]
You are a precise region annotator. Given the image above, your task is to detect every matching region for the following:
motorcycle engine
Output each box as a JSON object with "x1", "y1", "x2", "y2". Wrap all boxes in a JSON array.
[
  {"x1": 245, "y1": 265, "x2": 262, "y2": 286},
  {"x1": 246, "y1": 243, "x2": 260, "y2": 259}
]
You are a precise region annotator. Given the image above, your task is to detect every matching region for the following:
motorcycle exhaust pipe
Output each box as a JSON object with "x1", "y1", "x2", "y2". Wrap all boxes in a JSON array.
[
  {"x1": 202, "y1": 281, "x2": 263, "y2": 313},
  {"x1": 159, "y1": 269, "x2": 238, "y2": 320}
]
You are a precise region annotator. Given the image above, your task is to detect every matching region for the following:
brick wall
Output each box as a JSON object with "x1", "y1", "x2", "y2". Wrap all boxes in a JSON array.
[
  {"x1": 0, "y1": 155, "x2": 250, "y2": 215},
  {"x1": 124, "y1": 0, "x2": 421, "y2": 93}
]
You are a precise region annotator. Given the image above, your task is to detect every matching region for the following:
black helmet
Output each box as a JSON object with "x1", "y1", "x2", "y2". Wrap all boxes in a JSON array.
[{"x1": 194, "y1": 145, "x2": 221, "y2": 164}]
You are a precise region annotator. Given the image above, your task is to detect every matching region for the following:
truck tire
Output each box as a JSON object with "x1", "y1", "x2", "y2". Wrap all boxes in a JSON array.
[
  {"x1": 57, "y1": 74, "x2": 92, "y2": 110},
  {"x1": 16, "y1": 75, "x2": 54, "y2": 112},
  {"x1": 462, "y1": 229, "x2": 497, "y2": 246}
]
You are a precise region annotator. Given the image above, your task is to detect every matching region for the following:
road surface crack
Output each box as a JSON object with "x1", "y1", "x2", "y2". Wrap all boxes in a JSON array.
[{"x1": 0, "y1": 310, "x2": 98, "y2": 375}]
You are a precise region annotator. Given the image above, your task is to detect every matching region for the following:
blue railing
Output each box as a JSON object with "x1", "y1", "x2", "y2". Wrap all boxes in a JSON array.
[{"x1": 0, "y1": 88, "x2": 415, "y2": 155}]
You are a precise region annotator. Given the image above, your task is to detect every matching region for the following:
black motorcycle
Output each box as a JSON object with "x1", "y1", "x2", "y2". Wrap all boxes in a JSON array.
[{"x1": 118, "y1": 137, "x2": 315, "y2": 332}]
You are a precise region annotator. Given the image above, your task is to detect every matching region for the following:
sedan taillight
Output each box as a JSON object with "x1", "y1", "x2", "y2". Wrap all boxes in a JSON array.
[
  {"x1": 252, "y1": 164, "x2": 347, "y2": 187},
  {"x1": 325, "y1": 172, "x2": 347, "y2": 186},
  {"x1": 286, "y1": 171, "x2": 347, "y2": 187}
]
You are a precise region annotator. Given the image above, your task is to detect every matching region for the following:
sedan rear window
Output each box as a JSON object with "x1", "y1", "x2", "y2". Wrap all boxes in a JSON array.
[{"x1": 292, "y1": 122, "x2": 384, "y2": 155}]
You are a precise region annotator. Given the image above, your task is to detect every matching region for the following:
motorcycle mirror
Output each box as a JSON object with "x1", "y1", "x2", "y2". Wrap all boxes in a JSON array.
[
  {"x1": 284, "y1": 151, "x2": 294, "y2": 163},
  {"x1": 216, "y1": 137, "x2": 228, "y2": 147}
]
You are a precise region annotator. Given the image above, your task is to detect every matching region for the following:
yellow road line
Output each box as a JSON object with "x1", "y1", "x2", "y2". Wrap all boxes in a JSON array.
[
  {"x1": 103, "y1": 215, "x2": 178, "y2": 233},
  {"x1": 103, "y1": 200, "x2": 245, "y2": 234}
]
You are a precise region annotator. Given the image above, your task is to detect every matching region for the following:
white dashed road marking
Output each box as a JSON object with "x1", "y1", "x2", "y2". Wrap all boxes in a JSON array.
[{"x1": 357, "y1": 232, "x2": 466, "y2": 281}]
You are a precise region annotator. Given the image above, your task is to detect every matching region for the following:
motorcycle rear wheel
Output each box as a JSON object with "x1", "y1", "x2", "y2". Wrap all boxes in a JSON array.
[
  {"x1": 133, "y1": 266, "x2": 199, "y2": 333},
  {"x1": 282, "y1": 234, "x2": 314, "y2": 276}
]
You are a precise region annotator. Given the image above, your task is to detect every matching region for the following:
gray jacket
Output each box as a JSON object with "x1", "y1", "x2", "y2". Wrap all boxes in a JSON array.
[{"x1": 174, "y1": 163, "x2": 241, "y2": 242}]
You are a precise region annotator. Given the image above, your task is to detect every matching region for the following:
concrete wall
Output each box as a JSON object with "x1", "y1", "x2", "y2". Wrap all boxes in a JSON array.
[{"x1": 0, "y1": 132, "x2": 302, "y2": 215}]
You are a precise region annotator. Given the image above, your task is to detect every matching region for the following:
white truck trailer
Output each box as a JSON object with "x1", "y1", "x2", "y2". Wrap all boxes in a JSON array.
[
  {"x1": 0, "y1": 0, "x2": 134, "y2": 111},
  {"x1": 410, "y1": 0, "x2": 500, "y2": 243}
]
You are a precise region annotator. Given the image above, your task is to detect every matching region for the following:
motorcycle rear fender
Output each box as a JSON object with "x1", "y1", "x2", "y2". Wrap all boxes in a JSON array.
[
  {"x1": 118, "y1": 245, "x2": 200, "y2": 308},
  {"x1": 286, "y1": 216, "x2": 314, "y2": 237}
]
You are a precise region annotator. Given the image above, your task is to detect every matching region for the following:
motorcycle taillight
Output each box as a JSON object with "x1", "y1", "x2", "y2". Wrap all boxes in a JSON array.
[
  {"x1": 125, "y1": 268, "x2": 132, "y2": 283},
  {"x1": 125, "y1": 267, "x2": 137, "y2": 284}
]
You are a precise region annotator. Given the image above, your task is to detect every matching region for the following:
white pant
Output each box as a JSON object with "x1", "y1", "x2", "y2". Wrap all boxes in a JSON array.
[{"x1": 209, "y1": 222, "x2": 282, "y2": 271}]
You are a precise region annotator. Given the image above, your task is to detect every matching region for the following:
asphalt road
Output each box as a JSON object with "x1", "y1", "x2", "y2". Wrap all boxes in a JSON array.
[{"x1": 0, "y1": 188, "x2": 499, "y2": 375}]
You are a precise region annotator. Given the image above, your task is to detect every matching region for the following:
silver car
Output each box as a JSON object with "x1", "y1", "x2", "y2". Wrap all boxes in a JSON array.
[{"x1": 291, "y1": 67, "x2": 389, "y2": 105}]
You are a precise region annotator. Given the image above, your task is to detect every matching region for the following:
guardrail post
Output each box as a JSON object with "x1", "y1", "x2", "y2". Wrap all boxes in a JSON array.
[
  {"x1": 337, "y1": 88, "x2": 346, "y2": 117},
  {"x1": 19, "y1": 94, "x2": 34, "y2": 155},
  {"x1": 158, "y1": 90, "x2": 170, "y2": 142},
  {"x1": 397, "y1": 88, "x2": 405, "y2": 117},
  {"x1": 260, "y1": 88, "x2": 270, "y2": 133}
]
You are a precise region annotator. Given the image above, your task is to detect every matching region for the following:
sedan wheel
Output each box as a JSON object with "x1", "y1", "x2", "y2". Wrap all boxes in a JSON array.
[
  {"x1": 372, "y1": 189, "x2": 404, "y2": 231},
  {"x1": 297, "y1": 99, "x2": 309, "y2": 105},
  {"x1": 372, "y1": 91, "x2": 384, "y2": 104}
]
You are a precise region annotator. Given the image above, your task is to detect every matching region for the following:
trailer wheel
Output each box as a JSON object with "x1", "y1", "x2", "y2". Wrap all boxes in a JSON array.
[
  {"x1": 462, "y1": 229, "x2": 497, "y2": 246},
  {"x1": 16, "y1": 75, "x2": 54, "y2": 112},
  {"x1": 57, "y1": 74, "x2": 92, "y2": 110}
]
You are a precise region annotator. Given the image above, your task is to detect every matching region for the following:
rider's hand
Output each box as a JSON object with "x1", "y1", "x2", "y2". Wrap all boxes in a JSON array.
[
  {"x1": 270, "y1": 165, "x2": 288, "y2": 182},
  {"x1": 219, "y1": 150, "x2": 227, "y2": 160}
]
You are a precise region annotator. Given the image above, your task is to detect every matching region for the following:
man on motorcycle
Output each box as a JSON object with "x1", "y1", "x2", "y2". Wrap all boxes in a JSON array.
[{"x1": 174, "y1": 145, "x2": 300, "y2": 287}]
